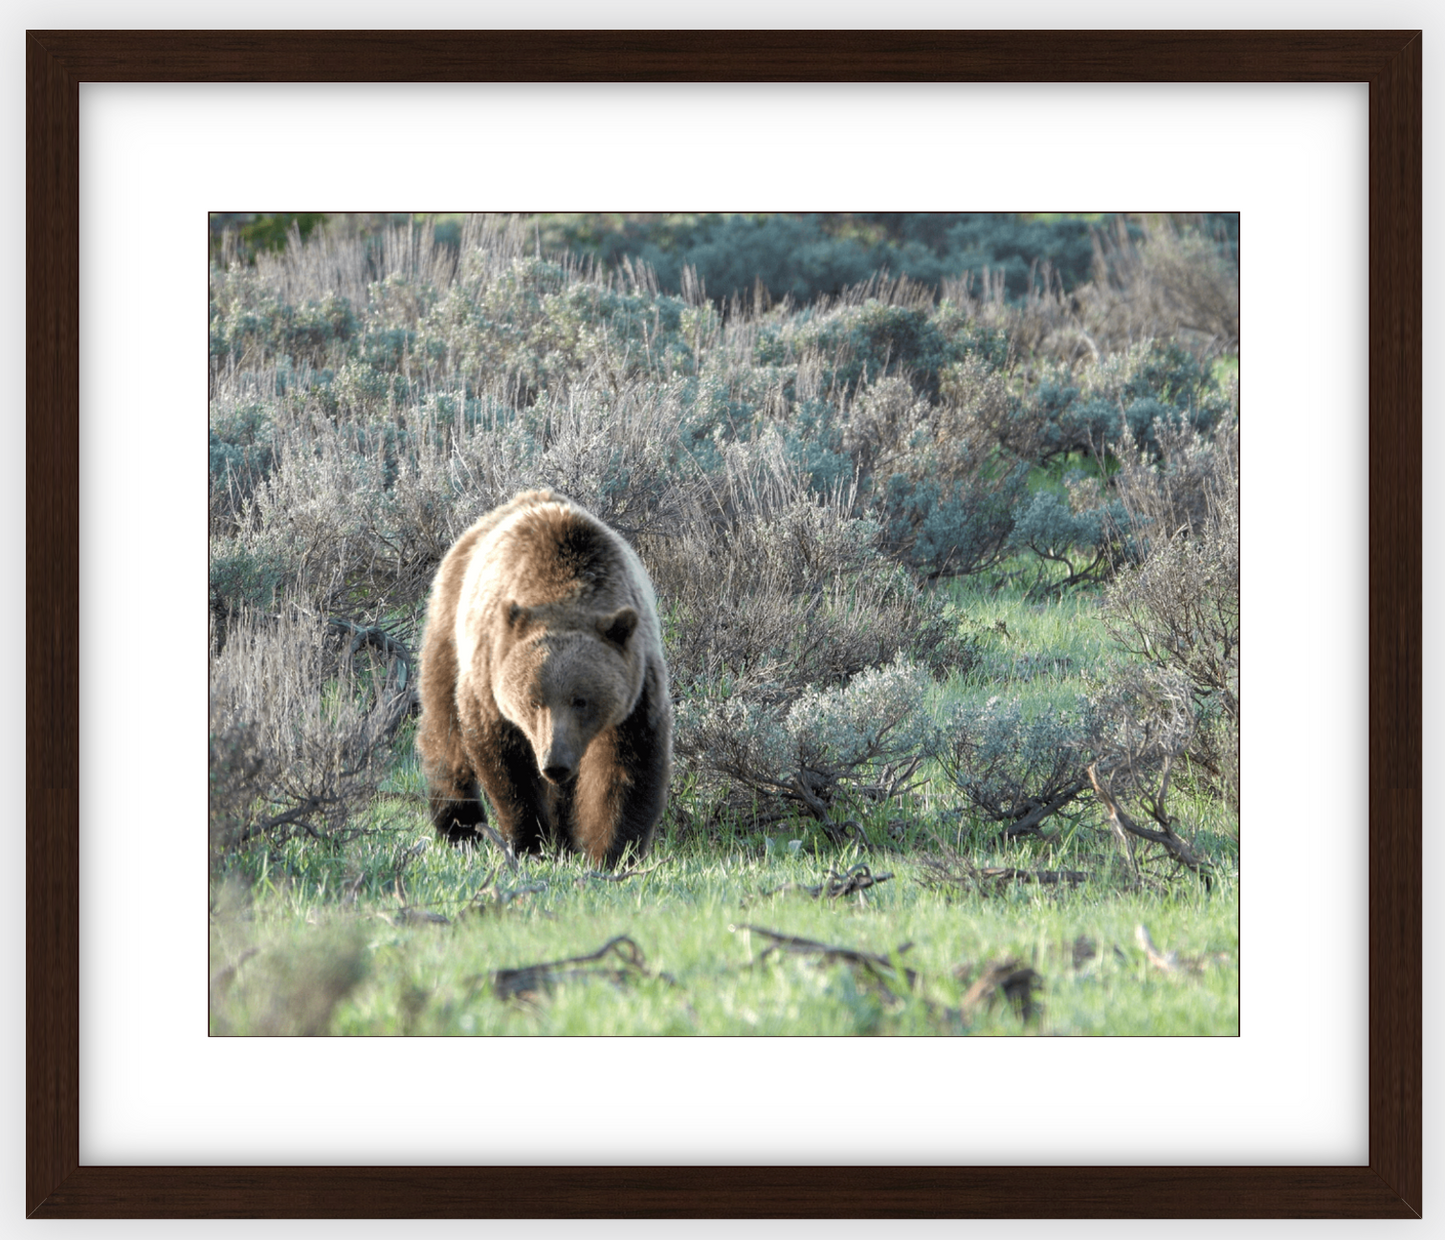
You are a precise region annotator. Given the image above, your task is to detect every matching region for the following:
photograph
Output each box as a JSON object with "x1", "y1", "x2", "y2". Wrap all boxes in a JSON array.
[{"x1": 204, "y1": 210, "x2": 1241, "y2": 1036}]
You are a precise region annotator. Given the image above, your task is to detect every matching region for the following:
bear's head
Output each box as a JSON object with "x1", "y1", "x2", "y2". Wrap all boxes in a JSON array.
[{"x1": 492, "y1": 602, "x2": 644, "y2": 785}]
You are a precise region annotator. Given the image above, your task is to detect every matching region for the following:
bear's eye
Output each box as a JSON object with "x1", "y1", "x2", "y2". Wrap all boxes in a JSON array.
[{"x1": 572, "y1": 696, "x2": 589, "y2": 712}]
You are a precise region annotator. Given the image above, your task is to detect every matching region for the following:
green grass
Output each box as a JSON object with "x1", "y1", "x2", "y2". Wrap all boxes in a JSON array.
[
  {"x1": 211, "y1": 573, "x2": 1238, "y2": 1038},
  {"x1": 211, "y1": 815, "x2": 1237, "y2": 1038},
  {"x1": 941, "y1": 573, "x2": 1117, "y2": 690}
]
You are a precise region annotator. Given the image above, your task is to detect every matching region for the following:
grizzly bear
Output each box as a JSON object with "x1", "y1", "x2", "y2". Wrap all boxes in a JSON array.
[{"x1": 416, "y1": 490, "x2": 672, "y2": 867}]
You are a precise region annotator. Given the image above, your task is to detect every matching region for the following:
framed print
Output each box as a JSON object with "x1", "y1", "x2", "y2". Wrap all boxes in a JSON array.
[{"x1": 27, "y1": 30, "x2": 1420, "y2": 1217}]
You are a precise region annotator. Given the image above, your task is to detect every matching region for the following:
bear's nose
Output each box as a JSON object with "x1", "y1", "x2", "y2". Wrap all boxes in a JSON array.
[{"x1": 543, "y1": 763, "x2": 575, "y2": 785}]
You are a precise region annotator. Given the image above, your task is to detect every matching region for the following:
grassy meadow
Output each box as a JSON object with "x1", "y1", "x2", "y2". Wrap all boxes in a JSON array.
[{"x1": 208, "y1": 212, "x2": 1240, "y2": 1036}]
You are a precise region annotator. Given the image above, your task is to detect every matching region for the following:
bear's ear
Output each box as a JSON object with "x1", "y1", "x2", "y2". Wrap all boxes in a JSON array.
[
  {"x1": 597, "y1": 607, "x2": 638, "y2": 650},
  {"x1": 506, "y1": 601, "x2": 532, "y2": 629}
]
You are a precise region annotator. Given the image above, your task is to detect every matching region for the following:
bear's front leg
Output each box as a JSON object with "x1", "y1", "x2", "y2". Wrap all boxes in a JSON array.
[
  {"x1": 417, "y1": 616, "x2": 485, "y2": 843},
  {"x1": 468, "y1": 716, "x2": 554, "y2": 856},
  {"x1": 571, "y1": 708, "x2": 670, "y2": 868},
  {"x1": 425, "y1": 763, "x2": 488, "y2": 844},
  {"x1": 418, "y1": 698, "x2": 488, "y2": 843}
]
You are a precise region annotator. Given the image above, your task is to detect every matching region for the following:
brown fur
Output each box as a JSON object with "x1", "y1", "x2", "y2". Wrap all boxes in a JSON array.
[{"x1": 416, "y1": 491, "x2": 672, "y2": 866}]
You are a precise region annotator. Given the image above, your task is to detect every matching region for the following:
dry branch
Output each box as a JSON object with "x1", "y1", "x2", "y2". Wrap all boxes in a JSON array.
[
  {"x1": 465, "y1": 867, "x2": 549, "y2": 915},
  {"x1": 1133, "y1": 923, "x2": 1230, "y2": 975},
  {"x1": 580, "y1": 862, "x2": 663, "y2": 885},
  {"x1": 976, "y1": 867, "x2": 1088, "y2": 885},
  {"x1": 736, "y1": 924, "x2": 918, "y2": 987},
  {"x1": 999, "y1": 778, "x2": 1089, "y2": 838},
  {"x1": 326, "y1": 615, "x2": 418, "y2": 746},
  {"x1": 490, "y1": 935, "x2": 670, "y2": 1003},
  {"x1": 956, "y1": 960, "x2": 1044, "y2": 1024},
  {"x1": 1086, "y1": 761, "x2": 1211, "y2": 876},
  {"x1": 757, "y1": 863, "x2": 894, "y2": 901},
  {"x1": 916, "y1": 846, "x2": 1088, "y2": 893},
  {"x1": 474, "y1": 823, "x2": 519, "y2": 872}
]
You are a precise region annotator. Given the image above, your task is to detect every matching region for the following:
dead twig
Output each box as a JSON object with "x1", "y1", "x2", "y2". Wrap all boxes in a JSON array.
[
  {"x1": 956, "y1": 960, "x2": 1044, "y2": 1024},
  {"x1": 977, "y1": 866, "x2": 1087, "y2": 885},
  {"x1": 757, "y1": 863, "x2": 894, "y2": 902},
  {"x1": 735, "y1": 924, "x2": 918, "y2": 988},
  {"x1": 917, "y1": 847, "x2": 1088, "y2": 894},
  {"x1": 465, "y1": 867, "x2": 548, "y2": 915},
  {"x1": 490, "y1": 935, "x2": 671, "y2": 1003},
  {"x1": 320, "y1": 612, "x2": 418, "y2": 745},
  {"x1": 1134, "y1": 923, "x2": 1230, "y2": 975},
  {"x1": 474, "y1": 823, "x2": 519, "y2": 873},
  {"x1": 823, "y1": 819, "x2": 870, "y2": 848},
  {"x1": 579, "y1": 862, "x2": 663, "y2": 885}
]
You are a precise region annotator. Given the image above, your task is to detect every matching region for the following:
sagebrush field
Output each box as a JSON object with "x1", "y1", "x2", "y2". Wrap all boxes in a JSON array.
[{"x1": 208, "y1": 211, "x2": 1240, "y2": 1036}]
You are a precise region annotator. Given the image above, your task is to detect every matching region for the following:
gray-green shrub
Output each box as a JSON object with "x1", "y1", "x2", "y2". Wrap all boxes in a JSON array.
[
  {"x1": 1102, "y1": 412, "x2": 1240, "y2": 810},
  {"x1": 209, "y1": 605, "x2": 401, "y2": 854},
  {"x1": 940, "y1": 694, "x2": 1096, "y2": 835},
  {"x1": 207, "y1": 211, "x2": 1239, "y2": 849}
]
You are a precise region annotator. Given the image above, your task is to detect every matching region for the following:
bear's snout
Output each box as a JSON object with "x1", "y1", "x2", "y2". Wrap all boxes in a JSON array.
[{"x1": 539, "y1": 721, "x2": 583, "y2": 785}]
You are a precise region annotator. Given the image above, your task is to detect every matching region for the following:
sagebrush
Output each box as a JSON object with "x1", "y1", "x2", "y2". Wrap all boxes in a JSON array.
[{"x1": 209, "y1": 211, "x2": 1239, "y2": 872}]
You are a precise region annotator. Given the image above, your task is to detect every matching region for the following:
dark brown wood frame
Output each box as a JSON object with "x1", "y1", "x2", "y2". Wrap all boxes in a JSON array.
[{"x1": 26, "y1": 30, "x2": 1421, "y2": 1219}]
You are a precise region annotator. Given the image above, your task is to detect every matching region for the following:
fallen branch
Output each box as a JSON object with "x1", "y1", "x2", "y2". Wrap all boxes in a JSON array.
[
  {"x1": 490, "y1": 935, "x2": 670, "y2": 1003},
  {"x1": 977, "y1": 866, "x2": 1087, "y2": 885},
  {"x1": 735, "y1": 924, "x2": 917, "y2": 987},
  {"x1": 758, "y1": 863, "x2": 894, "y2": 901},
  {"x1": 329, "y1": 616, "x2": 412, "y2": 672},
  {"x1": 580, "y1": 862, "x2": 663, "y2": 885},
  {"x1": 917, "y1": 848, "x2": 1088, "y2": 893},
  {"x1": 466, "y1": 866, "x2": 548, "y2": 915},
  {"x1": 956, "y1": 959, "x2": 1043, "y2": 1024}
]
